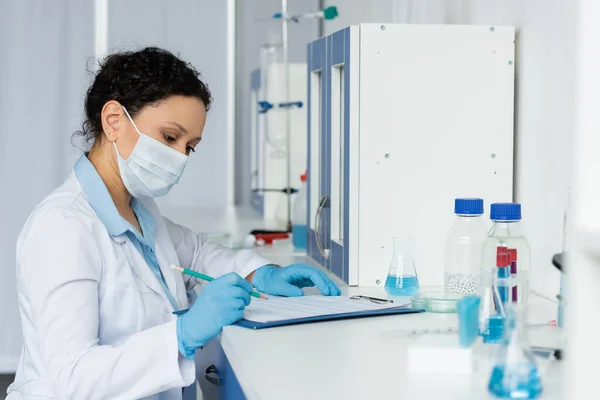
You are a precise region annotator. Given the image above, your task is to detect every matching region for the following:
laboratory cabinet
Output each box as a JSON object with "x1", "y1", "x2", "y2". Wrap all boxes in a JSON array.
[
  {"x1": 307, "y1": 24, "x2": 516, "y2": 287},
  {"x1": 196, "y1": 337, "x2": 246, "y2": 400},
  {"x1": 249, "y1": 63, "x2": 308, "y2": 227},
  {"x1": 307, "y1": 36, "x2": 330, "y2": 267}
]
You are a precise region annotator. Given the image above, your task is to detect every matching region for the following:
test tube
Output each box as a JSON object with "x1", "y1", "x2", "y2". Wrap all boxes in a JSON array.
[
  {"x1": 497, "y1": 249, "x2": 510, "y2": 305},
  {"x1": 508, "y1": 249, "x2": 518, "y2": 302}
]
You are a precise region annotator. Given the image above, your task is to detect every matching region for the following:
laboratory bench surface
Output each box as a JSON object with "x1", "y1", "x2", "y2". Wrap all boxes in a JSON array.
[
  {"x1": 162, "y1": 206, "x2": 565, "y2": 400},
  {"x1": 211, "y1": 279, "x2": 562, "y2": 400}
]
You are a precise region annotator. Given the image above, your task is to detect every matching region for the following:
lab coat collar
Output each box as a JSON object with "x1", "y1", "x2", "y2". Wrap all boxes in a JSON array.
[
  {"x1": 73, "y1": 154, "x2": 130, "y2": 238},
  {"x1": 130, "y1": 197, "x2": 156, "y2": 245}
]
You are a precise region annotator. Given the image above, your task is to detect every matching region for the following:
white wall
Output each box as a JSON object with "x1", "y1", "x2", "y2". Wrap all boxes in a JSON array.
[
  {"x1": 324, "y1": 0, "x2": 575, "y2": 299},
  {"x1": 235, "y1": 0, "x2": 320, "y2": 205},
  {"x1": 0, "y1": 0, "x2": 94, "y2": 372},
  {"x1": 108, "y1": 0, "x2": 235, "y2": 208},
  {"x1": 569, "y1": 0, "x2": 600, "y2": 395}
]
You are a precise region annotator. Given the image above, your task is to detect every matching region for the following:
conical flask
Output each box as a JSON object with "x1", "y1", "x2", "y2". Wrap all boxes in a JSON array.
[
  {"x1": 479, "y1": 258, "x2": 506, "y2": 343},
  {"x1": 488, "y1": 305, "x2": 543, "y2": 399},
  {"x1": 384, "y1": 237, "x2": 420, "y2": 296}
]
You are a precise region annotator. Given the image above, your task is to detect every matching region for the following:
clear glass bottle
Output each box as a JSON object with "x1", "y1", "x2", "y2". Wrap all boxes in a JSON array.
[
  {"x1": 385, "y1": 237, "x2": 420, "y2": 296},
  {"x1": 444, "y1": 198, "x2": 487, "y2": 295},
  {"x1": 482, "y1": 203, "x2": 531, "y2": 305},
  {"x1": 488, "y1": 305, "x2": 543, "y2": 399}
]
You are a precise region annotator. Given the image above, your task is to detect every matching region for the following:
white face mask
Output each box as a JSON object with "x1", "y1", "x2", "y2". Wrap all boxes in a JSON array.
[{"x1": 113, "y1": 107, "x2": 189, "y2": 198}]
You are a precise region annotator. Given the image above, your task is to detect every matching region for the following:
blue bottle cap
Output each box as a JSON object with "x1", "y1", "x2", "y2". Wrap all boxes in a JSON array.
[
  {"x1": 490, "y1": 203, "x2": 522, "y2": 221},
  {"x1": 454, "y1": 198, "x2": 484, "y2": 215}
]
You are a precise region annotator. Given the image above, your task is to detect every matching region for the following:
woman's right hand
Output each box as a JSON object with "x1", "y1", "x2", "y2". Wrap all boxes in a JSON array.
[{"x1": 176, "y1": 272, "x2": 252, "y2": 359}]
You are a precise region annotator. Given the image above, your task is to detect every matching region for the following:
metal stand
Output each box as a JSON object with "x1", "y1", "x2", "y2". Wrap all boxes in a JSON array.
[
  {"x1": 259, "y1": 4, "x2": 338, "y2": 232},
  {"x1": 281, "y1": 0, "x2": 292, "y2": 232}
]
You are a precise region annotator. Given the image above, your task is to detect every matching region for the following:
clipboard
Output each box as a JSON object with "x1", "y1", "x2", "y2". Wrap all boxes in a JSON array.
[{"x1": 234, "y1": 295, "x2": 425, "y2": 330}]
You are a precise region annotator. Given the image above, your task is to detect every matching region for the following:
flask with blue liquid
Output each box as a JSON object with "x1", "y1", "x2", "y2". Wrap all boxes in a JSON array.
[
  {"x1": 488, "y1": 305, "x2": 543, "y2": 399},
  {"x1": 385, "y1": 237, "x2": 420, "y2": 296},
  {"x1": 478, "y1": 259, "x2": 505, "y2": 343}
]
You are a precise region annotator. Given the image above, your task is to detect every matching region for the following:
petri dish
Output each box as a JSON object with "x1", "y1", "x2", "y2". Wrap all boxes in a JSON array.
[
  {"x1": 411, "y1": 293, "x2": 427, "y2": 309},
  {"x1": 411, "y1": 292, "x2": 464, "y2": 313}
]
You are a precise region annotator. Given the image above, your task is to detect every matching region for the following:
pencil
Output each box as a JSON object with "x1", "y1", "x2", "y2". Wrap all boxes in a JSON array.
[{"x1": 169, "y1": 265, "x2": 267, "y2": 299}]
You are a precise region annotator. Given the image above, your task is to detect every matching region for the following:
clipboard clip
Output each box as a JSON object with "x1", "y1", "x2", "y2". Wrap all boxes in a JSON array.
[{"x1": 350, "y1": 295, "x2": 394, "y2": 305}]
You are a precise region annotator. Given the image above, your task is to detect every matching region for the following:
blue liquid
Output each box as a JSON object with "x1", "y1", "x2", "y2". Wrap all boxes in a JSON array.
[
  {"x1": 498, "y1": 267, "x2": 510, "y2": 304},
  {"x1": 385, "y1": 275, "x2": 419, "y2": 296},
  {"x1": 482, "y1": 315, "x2": 505, "y2": 344},
  {"x1": 292, "y1": 224, "x2": 307, "y2": 249},
  {"x1": 488, "y1": 364, "x2": 542, "y2": 399}
]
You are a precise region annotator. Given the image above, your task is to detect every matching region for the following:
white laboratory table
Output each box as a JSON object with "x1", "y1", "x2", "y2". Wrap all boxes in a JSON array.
[{"x1": 161, "y1": 206, "x2": 565, "y2": 400}]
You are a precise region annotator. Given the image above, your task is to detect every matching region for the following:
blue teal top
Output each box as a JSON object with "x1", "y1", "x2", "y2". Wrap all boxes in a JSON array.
[{"x1": 74, "y1": 154, "x2": 179, "y2": 310}]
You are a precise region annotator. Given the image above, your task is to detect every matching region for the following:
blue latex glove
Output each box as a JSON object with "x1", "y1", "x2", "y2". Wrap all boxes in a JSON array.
[
  {"x1": 177, "y1": 272, "x2": 252, "y2": 359},
  {"x1": 252, "y1": 264, "x2": 341, "y2": 297}
]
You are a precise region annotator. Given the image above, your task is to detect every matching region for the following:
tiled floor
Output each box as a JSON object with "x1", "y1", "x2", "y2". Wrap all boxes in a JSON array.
[{"x1": 0, "y1": 375, "x2": 14, "y2": 397}]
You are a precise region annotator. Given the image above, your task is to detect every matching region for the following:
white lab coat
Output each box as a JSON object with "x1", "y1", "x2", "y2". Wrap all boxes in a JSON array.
[{"x1": 7, "y1": 173, "x2": 271, "y2": 400}]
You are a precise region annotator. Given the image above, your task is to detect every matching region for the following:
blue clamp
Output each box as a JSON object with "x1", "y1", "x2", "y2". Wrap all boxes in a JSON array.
[
  {"x1": 279, "y1": 101, "x2": 303, "y2": 109},
  {"x1": 272, "y1": 12, "x2": 300, "y2": 23},
  {"x1": 257, "y1": 101, "x2": 303, "y2": 114},
  {"x1": 258, "y1": 101, "x2": 274, "y2": 114}
]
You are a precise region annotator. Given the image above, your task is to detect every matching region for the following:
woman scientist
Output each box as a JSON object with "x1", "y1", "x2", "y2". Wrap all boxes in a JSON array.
[{"x1": 7, "y1": 47, "x2": 340, "y2": 400}]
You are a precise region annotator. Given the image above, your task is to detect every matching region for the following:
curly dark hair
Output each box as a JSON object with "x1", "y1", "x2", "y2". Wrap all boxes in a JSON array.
[{"x1": 76, "y1": 47, "x2": 212, "y2": 145}]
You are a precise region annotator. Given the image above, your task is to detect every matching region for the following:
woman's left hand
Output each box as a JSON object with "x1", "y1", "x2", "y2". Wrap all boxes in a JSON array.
[{"x1": 252, "y1": 264, "x2": 342, "y2": 297}]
